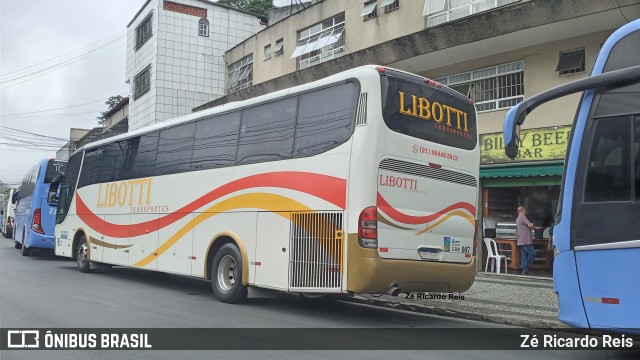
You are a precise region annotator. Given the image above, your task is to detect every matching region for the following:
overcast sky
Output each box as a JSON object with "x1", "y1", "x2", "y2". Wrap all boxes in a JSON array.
[{"x1": 0, "y1": 0, "x2": 291, "y2": 186}]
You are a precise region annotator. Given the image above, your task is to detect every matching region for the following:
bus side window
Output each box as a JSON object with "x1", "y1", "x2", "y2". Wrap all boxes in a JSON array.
[
  {"x1": 583, "y1": 117, "x2": 631, "y2": 202},
  {"x1": 294, "y1": 83, "x2": 356, "y2": 157},
  {"x1": 131, "y1": 132, "x2": 159, "y2": 179},
  {"x1": 155, "y1": 123, "x2": 197, "y2": 176},
  {"x1": 101, "y1": 141, "x2": 129, "y2": 182},
  {"x1": 192, "y1": 112, "x2": 241, "y2": 170},
  {"x1": 237, "y1": 97, "x2": 297, "y2": 165}
]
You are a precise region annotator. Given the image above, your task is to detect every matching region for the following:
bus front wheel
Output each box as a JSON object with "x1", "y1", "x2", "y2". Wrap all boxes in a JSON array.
[
  {"x1": 211, "y1": 243, "x2": 247, "y2": 304},
  {"x1": 76, "y1": 236, "x2": 91, "y2": 273}
]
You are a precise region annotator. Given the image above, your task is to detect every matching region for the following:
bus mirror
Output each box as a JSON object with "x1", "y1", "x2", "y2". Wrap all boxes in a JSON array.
[{"x1": 48, "y1": 175, "x2": 64, "y2": 204}]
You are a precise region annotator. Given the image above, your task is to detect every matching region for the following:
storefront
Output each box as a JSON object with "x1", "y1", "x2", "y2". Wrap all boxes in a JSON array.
[{"x1": 479, "y1": 125, "x2": 571, "y2": 275}]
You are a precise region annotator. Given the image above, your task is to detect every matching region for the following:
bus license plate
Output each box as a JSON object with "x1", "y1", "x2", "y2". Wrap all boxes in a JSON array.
[{"x1": 418, "y1": 249, "x2": 440, "y2": 260}]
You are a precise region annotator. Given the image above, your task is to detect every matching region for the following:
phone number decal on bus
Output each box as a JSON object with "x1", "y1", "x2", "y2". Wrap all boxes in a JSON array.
[{"x1": 412, "y1": 145, "x2": 459, "y2": 161}]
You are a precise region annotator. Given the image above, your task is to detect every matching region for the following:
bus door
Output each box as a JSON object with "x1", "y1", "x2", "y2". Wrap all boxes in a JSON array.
[
  {"x1": 572, "y1": 112, "x2": 640, "y2": 330},
  {"x1": 571, "y1": 26, "x2": 640, "y2": 330}
]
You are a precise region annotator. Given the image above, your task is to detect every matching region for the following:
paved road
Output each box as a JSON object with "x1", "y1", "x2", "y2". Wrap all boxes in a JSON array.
[{"x1": 0, "y1": 239, "x2": 635, "y2": 360}]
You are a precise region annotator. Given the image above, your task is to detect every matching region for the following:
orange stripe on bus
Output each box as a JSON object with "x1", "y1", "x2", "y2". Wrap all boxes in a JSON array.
[{"x1": 76, "y1": 172, "x2": 346, "y2": 238}]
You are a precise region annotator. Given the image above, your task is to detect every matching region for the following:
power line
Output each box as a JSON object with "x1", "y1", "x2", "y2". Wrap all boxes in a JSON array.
[
  {"x1": 2, "y1": 109, "x2": 104, "y2": 120},
  {"x1": 0, "y1": 126, "x2": 70, "y2": 141},
  {"x1": 0, "y1": 39, "x2": 126, "y2": 89},
  {"x1": 1, "y1": 36, "x2": 124, "y2": 83},
  {"x1": 1, "y1": 31, "x2": 126, "y2": 79},
  {"x1": 1, "y1": 98, "x2": 111, "y2": 116}
]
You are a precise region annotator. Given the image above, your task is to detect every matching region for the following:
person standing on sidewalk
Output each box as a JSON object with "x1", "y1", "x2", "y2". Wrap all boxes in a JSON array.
[{"x1": 516, "y1": 206, "x2": 536, "y2": 275}]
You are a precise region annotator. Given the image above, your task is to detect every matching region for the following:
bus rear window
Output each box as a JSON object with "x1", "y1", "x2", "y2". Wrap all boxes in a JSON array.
[
  {"x1": 45, "y1": 159, "x2": 67, "y2": 183},
  {"x1": 380, "y1": 74, "x2": 478, "y2": 150}
]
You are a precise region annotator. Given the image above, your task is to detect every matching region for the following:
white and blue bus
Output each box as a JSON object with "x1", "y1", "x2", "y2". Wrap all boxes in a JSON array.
[{"x1": 503, "y1": 20, "x2": 640, "y2": 332}]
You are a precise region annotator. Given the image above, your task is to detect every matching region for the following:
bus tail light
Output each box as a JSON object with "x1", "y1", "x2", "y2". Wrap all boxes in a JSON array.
[
  {"x1": 358, "y1": 206, "x2": 378, "y2": 248},
  {"x1": 32, "y1": 208, "x2": 44, "y2": 234}
]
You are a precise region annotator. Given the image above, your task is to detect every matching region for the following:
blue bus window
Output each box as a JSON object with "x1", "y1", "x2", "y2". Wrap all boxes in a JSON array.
[{"x1": 584, "y1": 117, "x2": 632, "y2": 202}]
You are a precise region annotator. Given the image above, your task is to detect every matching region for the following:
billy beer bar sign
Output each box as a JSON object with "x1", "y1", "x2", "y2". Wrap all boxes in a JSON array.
[{"x1": 481, "y1": 125, "x2": 571, "y2": 164}]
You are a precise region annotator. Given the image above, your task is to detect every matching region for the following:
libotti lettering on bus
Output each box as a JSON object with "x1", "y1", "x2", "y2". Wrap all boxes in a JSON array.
[
  {"x1": 97, "y1": 178, "x2": 152, "y2": 208},
  {"x1": 379, "y1": 175, "x2": 418, "y2": 190},
  {"x1": 398, "y1": 91, "x2": 469, "y2": 132}
]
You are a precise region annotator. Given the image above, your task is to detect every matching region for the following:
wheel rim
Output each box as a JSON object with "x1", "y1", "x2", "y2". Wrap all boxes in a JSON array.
[
  {"x1": 77, "y1": 242, "x2": 88, "y2": 267},
  {"x1": 216, "y1": 255, "x2": 237, "y2": 292}
]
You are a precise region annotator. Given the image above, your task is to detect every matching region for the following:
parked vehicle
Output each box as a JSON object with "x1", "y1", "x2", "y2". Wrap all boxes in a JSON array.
[
  {"x1": 13, "y1": 159, "x2": 67, "y2": 256},
  {"x1": 53, "y1": 65, "x2": 480, "y2": 303},
  {"x1": 1, "y1": 188, "x2": 16, "y2": 238}
]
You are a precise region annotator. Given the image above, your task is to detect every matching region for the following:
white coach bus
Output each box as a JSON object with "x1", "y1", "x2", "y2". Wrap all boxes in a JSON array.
[{"x1": 52, "y1": 65, "x2": 480, "y2": 303}]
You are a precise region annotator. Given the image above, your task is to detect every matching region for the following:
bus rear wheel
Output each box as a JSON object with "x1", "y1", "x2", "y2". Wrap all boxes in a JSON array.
[
  {"x1": 211, "y1": 243, "x2": 247, "y2": 304},
  {"x1": 14, "y1": 240, "x2": 21, "y2": 249},
  {"x1": 76, "y1": 236, "x2": 91, "y2": 273}
]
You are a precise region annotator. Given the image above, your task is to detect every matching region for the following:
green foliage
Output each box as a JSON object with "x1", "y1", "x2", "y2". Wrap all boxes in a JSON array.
[
  {"x1": 217, "y1": 0, "x2": 273, "y2": 17},
  {"x1": 97, "y1": 95, "x2": 124, "y2": 123}
]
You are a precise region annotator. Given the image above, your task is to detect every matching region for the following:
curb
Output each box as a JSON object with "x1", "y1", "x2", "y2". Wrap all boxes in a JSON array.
[
  {"x1": 346, "y1": 295, "x2": 568, "y2": 329},
  {"x1": 478, "y1": 273, "x2": 554, "y2": 282}
]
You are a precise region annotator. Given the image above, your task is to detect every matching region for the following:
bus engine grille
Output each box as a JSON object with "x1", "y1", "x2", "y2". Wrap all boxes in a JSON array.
[{"x1": 289, "y1": 211, "x2": 343, "y2": 291}]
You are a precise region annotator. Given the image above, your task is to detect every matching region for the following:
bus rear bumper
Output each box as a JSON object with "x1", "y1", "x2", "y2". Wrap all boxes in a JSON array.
[
  {"x1": 345, "y1": 235, "x2": 476, "y2": 294},
  {"x1": 26, "y1": 232, "x2": 55, "y2": 250}
]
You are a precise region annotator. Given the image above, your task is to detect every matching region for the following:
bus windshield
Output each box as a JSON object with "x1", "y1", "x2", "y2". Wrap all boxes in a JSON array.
[{"x1": 380, "y1": 72, "x2": 478, "y2": 150}]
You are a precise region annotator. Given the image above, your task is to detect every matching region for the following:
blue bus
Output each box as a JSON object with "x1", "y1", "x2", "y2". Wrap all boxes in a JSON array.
[
  {"x1": 503, "y1": 20, "x2": 640, "y2": 332},
  {"x1": 13, "y1": 158, "x2": 67, "y2": 256}
]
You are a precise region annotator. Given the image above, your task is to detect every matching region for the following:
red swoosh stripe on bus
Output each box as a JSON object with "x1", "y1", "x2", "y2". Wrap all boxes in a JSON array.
[
  {"x1": 76, "y1": 172, "x2": 346, "y2": 238},
  {"x1": 377, "y1": 193, "x2": 476, "y2": 225}
]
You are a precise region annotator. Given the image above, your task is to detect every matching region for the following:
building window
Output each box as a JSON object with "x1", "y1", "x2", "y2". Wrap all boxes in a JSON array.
[
  {"x1": 291, "y1": 13, "x2": 345, "y2": 70},
  {"x1": 435, "y1": 61, "x2": 524, "y2": 112},
  {"x1": 424, "y1": 0, "x2": 520, "y2": 27},
  {"x1": 198, "y1": 18, "x2": 209, "y2": 37},
  {"x1": 557, "y1": 48, "x2": 585, "y2": 76},
  {"x1": 274, "y1": 38, "x2": 284, "y2": 56},
  {"x1": 361, "y1": 1, "x2": 377, "y2": 20},
  {"x1": 135, "y1": 13, "x2": 153, "y2": 50},
  {"x1": 380, "y1": 0, "x2": 400, "y2": 12},
  {"x1": 227, "y1": 54, "x2": 253, "y2": 94},
  {"x1": 264, "y1": 44, "x2": 272, "y2": 60},
  {"x1": 133, "y1": 65, "x2": 151, "y2": 100}
]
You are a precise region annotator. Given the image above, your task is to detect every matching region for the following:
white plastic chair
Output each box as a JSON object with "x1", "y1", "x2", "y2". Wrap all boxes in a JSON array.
[{"x1": 484, "y1": 238, "x2": 508, "y2": 274}]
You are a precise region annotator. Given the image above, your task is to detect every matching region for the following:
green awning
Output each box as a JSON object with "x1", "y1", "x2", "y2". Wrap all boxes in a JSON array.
[
  {"x1": 480, "y1": 164, "x2": 564, "y2": 179},
  {"x1": 480, "y1": 162, "x2": 564, "y2": 187}
]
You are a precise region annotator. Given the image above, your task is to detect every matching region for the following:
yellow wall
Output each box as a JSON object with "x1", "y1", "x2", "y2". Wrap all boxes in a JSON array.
[
  {"x1": 226, "y1": 0, "x2": 427, "y2": 86},
  {"x1": 423, "y1": 30, "x2": 612, "y2": 135}
]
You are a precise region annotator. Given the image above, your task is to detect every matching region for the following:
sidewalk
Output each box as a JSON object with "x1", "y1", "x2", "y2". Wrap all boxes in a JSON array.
[{"x1": 349, "y1": 272, "x2": 567, "y2": 328}]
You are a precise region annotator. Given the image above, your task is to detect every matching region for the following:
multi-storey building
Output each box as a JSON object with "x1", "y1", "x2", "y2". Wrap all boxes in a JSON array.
[{"x1": 125, "y1": 0, "x2": 265, "y2": 130}]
